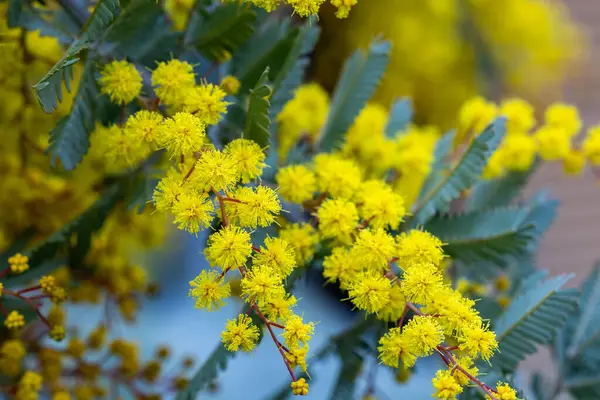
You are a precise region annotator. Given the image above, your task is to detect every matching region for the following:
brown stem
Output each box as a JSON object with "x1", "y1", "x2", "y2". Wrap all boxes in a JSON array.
[
  {"x1": 268, "y1": 321, "x2": 285, "y2": 329},
  {"x1": 213, "y1": 189, "x2": 229, "y2": 226},
  {"x1": 438, "y1": 346, "x2": 498, "y2": 400},
  {"x1": 397, "y1": 304, "x2": 409, "y2": 328},
  {"x1": 4, "y1": 290, "x2": 50, "y2": 327},
  {"x1": 252, "y1": 246, "x2": 261, "y2": 253},
  {"x1": 17, "y1": 285, "x2": 41, "y2": 295}
]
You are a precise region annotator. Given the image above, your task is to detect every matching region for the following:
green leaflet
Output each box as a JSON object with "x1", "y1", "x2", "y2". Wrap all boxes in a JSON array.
[
  {"x1": 410, "y1": 117, "x2": 506, "y2": 226},
  {"x1": 319, "y1": 40, "x2": 391, "y2": 152},
  {"x1": 491, "y1": 274, "x2": 579, "y2": 372},
  {"x1": 174, "y1": 344, "x2": 236, "y2": 400},
  {"x1": 244, "y1": 68, "x2": 272, "y2": 149},
  {"x1": 385, "y1": 98, "x2": 413, "y2": 138},
  {"x1": 415, "y1": 129, "x2": 455, "y2": 205},
  {"x1": 185, "y1": 2, "x2": 256, "y2": 61},
  {"x1": 47, "y1": 60, "x2": 99, "y2": 170},
  {"x1": 424, "y1": 206, "x2": 536, "y2": 267},
  {"x1": 33, "y1": 0, "x2": 120, "y2": 113}
]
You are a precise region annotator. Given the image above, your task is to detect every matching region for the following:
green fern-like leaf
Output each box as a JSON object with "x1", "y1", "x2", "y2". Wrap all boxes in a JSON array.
[
  {"x1": 492, "y1": 274, "x2": 579, "y2": 371},
  {"x1": 385, "y1": 98, "x2": 413, "y2": 137},
  {"x1": 416, "y1": 130, "x2": 455, "y2": 204},
  {"x1": 319, "y1": 39, "x2": 391, "y2": 152},
  {"x1": 411, "y1": 117, "x2": 506, "y2": 225},
  {"x1": 423, "y1": 206, "x2": 536, "y2": 266},
  {"x1": 244, "y1": 68, "x2": 272, "y2": 149},
  {"x1": 185, "y1": 2, "x2": 256, "y2": 61},
  {"x1": 33, "y1": 0, "x2": 120, "y2": 113}
]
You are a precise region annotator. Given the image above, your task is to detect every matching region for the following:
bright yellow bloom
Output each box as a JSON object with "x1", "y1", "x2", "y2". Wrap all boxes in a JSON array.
[
  {"x1": 286, "y1": 345, "x2": 308, "y2": 372},
  {"x1": 377, "y1": 286, "x2": 407, "y2": 323},
  {"x1": 356, "y1": 180, "x2": 406, "y2": 230},
  {"x1": 221, "y1": 314, "x2": 261, "y2": 352},
  {"x1": 544, "y1": 102, "x2": 581, "y2": 137},
  {"x1": 402, "y1": 315, "x2": 444, "y2": 357},
  {"x1": 241, "y1": 265, "x2": 285, "y2": 306},
  {"x1": 125, "y1": 110, "x2": 164, "y2": 148},
  {"x1": 351, "y1": 228, "x2": 395, "y2": 271},
  {"x1": 228, "y1": 186, "x2": 281, "y2": 228},
  {"x1": 488, "y1": 382, "x2": 518, "y2": 400},
  {"x1": 282, "y1": 315, "x2": 315, "y2": 348},
  {"x1": 193, "y1": 149, "x2": 239, "y2": 192},
  {"x1": 583, "y1": 125, "x2": 600, "y2": 165},
  {"x1": 316, "y1": 198, "x2": 359, "y2": 244},
  {"x1": 16, "y1": 371, "x2": 43, "y2": 400},
  {"x1": 424, "y1": 288, "x2": 481, "y2": 335},
  {"x1": 499, "y1": 133, "x2": 538, "y2": 172},
  {"x1": 159, "y1": 112, "x2": 206, "y2": 157},
  {"x1": 500, "y1": 98, "x2": 535, "y2": 134},
  {"x1": 534, "y1": 126, "x2": 570, "y2": 161},
  {"x1": 8, "y1": 253, "x2": 29, "y2": 274},
  {"x1": 458, "y1": 322, "x2": 498, "y2": 361},
  {"x1": 451, "y1": 356, "x2": 479, "y2": 386},
  {"x1": 189, "y1": 270, "x2": 231, "y2": 311},
  {"x1": 279, "y1": 223, "x2": 319, "y2": 266},
  {"x1": 287, "y1": 0, "x2": 325, "y2": 17},
  {"x1": 314, "y1": 153, "x2": 362, "y2": 199},
  {"x1": 152, "y1": 59, "x2": 196, "y2": 105},
  {"x1": 253, "y1": 237, "x2": 296, "y2": 278},
  {"x1": 0, "y1": 339, "x2": 26, "y2": 377},
  {"x1": 152, "y1": 171, "x2": 187, "y2": 212},
  {"x1": 4, "y1": 310, "x2": 25, "y2": 330},
  {"x1": 204, "y1": 226, "x2": 252, "y2": 268},
  {"x1": 171, "y1": 191, "x2": 215, "y2": 234},
  {"x1": 220, "y1": 75, "x2": 240, "y2": 95},
  {"x1": 401, "y1": 263, "x2": 444, "y2": 305},
  {"x1": 224, "y1": 138, "x2": 266, "y2": 183},
  {"x1": 290, "y1": 378, "x2": 309, "y2": 396},
  {"x1": 251, "y1": 0, "x2": 280, "y2": 12},
  {"x1": 377, "y1": 327, "x2": 416, "y2": 368},
  {"x1": 457, "y1": 97, "x2": 497, "y2": 140},
  {"x1": 322, "y1": 247, "x2": 361, "y2": 290},
  {"x1": 276, "y1": 164, "x2": 317, "y2": 204},
  {"x1": 563, "y1": 149, "x2": 586, "y2": 175},
  {"x1": 432, "y1": 370, "x2": 462, "y2": 400},
  {"x1": 184, "y1": 83, "x2": 229, "y2": 125},
  {"x1": 347, "y1": 272, "x2": 392, "y2": 314},
  {"x1": 396, "y1": 230, "x2": 445, "y2": 268},
  {"x1": 330, "y1": 0, "x2": 357, "y2": 18},
  {"x1": 99, "y1": 60, "x2": 142, "y2": 104},
  {"x1": 264, "y1": 293, "x2": 297, "y2": 323},
  {"x1": 40, "y1": 275, "x2": 57, "y2": 294}
]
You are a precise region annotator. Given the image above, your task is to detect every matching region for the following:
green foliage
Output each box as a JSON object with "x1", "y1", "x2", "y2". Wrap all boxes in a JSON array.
[
  {"x1": 319, "y1": 40, "x2": 391, "y2": 152},
  {"x1": 7, "y1": 0, "x2": 72, "y2": 43},
  {"x1": 386, "y1": 98, "x2": 413, "y2": 137},
  {"x1": 411, "y1": 117, "x2": 506, "y2": 226},
  {"x1": 244, "y1": 68, "x2": 272, "y2": 149},
  {"x1": 33, "y1": 0, "x2": 120, "y2": 113},
  {"x1": 491, "y1": 273, "x2": 578, "y2": 372},
  {"x1": 186, "y1": 2, "x2": 256, "y2": 61},
  {"x1": 566, "y1": 264, "x2": 600, "y2": 359}
]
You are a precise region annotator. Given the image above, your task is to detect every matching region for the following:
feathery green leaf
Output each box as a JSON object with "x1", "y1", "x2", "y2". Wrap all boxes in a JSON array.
[
  {"x1": 244, "y1": 68, "x2": 272, "y2": 149},
  {"x1": 386, "y1": 98, "x2": 413, "y2": 137}
]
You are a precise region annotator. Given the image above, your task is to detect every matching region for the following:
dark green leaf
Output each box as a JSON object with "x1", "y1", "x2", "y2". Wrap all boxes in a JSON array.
[
  {"x1": 386, "y1": 98, "x2": 413, "y2": 137},
  {"x1": 319, "y1": 40, "x2": 391, "y2": 152},
  {"x1": 33, "y1": 0, "x2": 120, "y2": 113},
  {"x1": 492, "y1": 274, "x2": 579, "y2": 371},
  {"x1": 566, "y1": 263, "x2": 600, "y2": 359},
  {"x1": 8, "y1": 0, "x2": 72, "y2": 43},
  {"x1": 186, "y1": 2, "x2": 256, "y2": 61},
  {"x1": 411, "y1": 117, "x2": 506, "y2": 225},
  {"x1": 244, "y1": 68, "x2": 271, "y2": 149},
  {"x1": 416, "y1": 130, "x2": 455, "y2": 204}
]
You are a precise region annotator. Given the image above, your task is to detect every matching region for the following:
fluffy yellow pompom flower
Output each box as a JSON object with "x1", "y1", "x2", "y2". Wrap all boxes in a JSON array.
[
  {"x1": 323, "y1": 247, "x2": 361, "y2": 290},
  {"x1": 291, "y1": 378, "x2": 309, "y2": 396},
  {"x1": 224, "y1": 138, "x2": 266, "y2": 183},
  {"x1": 251, "y1": 0, "x2": 280, "y2": 12},
  {"x1": 253, "y1": 237, "x2": 296, "y2": 278},
  {"x1": 457, "y1": 96, "x2": 497, "y2": 140},
  {"x1": 125, "y1": 110, "x2": 164, "y2": 149},
  {"x1": 241, "y1": 265, "x2": 285, "y2": 306},
  {"x1": 184, "y1": 83, "x2": 229, "y2": 125},
  {"x1": 401, "y1": 263, "x2": 444, "y2": 305},
  {"x1": 544, "y1": 102, "x2": 581, "y2": 137},
  {"x1": 279, "y1": 223, "x2": 319, "y2": 266},
  {"x1": 287, "y1": 0, "x2": 325, "y2": 17},
  {"x1": 500, "y1": 98, "x2": 535, "y2": 134},
  {"x1": 402, "y1": 315, "x2": 444, "y2": 357},
  {"x1": 352, "y1": 228, "x2": 396, "y2": 271},
  {"x1": 498, "y1": 133, "x2": 538, "y2": 172},
  {"x1": 8, "y1": 253, "x2": 29, "y2": 274},
  {"x1": 451, "y1": 356, "x2": 479, "y2": 386},
  {"x1": 228, "y1": 186, "x2": 281, "y2": 228},
  {"x1": 282, "y1": 315, "x2": 315, "y2": 348},
  {"x1": 458, "y1": 322, "x2": 498, "y2": 361},
  {"x1": 286, "y1": 346, "x2": 308, "y2": 372},
  {"x1": 4, "y1": 311, "x2": 25, "y2": 330},
  {"x1": 314, "y1": 154, "x2": 362, "y2": 199},
  {"x1": 432, "y1": 370, "x2": 463, "y2": 400},
  {"x1": 316, "y1": 198, "x2": 359, "y2": 244},
  {"x1": 194, "y1": 149, "x2": 238, "y2": 192},
  {"x1": 221, "y1": 314, "x2": 261, "y2": 352},
  {"x1": 356, "y1": 180, "x2": 406, "y2": 230},
  {"x1": 264, "y1": 293, "x2": 297, "y2": 323},
  {"x1": 488, "y1": 382, "x2": 518, "y2": 400},
  {"x1": 204, "y1": 226, "x2": 252, "y2": 268},
  {"x1": 534, "y1": 126, "x2": 570, "y2": 161},
  {"x1": 152, "y1": 59, "x2": 196, "y2": 105},
  {"x1": 396, "y1": 230, "x2": 445, "y2": 268},
  {"x1": 563, "y1": 149, "x2": 586, "y2": 175},
  {"x1": 159, "y1": 112, "x2": 206, "y2": 157},
  {"x1": 152, "y1": 171, "x2": 187, "y2": 212},
  {"x1": 276, "y1": 165, "x2": 317, "y2": 204},
  {"x1": 377, "y1": 327, "x2": 416, "y2": 368},
  {"x1": 99, "y1": 60, "x2": 142, "y2": 104},
  {"x1": 171, "y1": 191, "x2": 215, "y2": 234},
  {"x1": 348, "y1": 272, "x2": 392, "y2": 314},
  {"x1": 583, "y1": 125, "x2": 600, "y2": 165},
  {"x1": 378, "y1": 286, "x2": 407, "y2": 323},
  {"x1": 220, "y1": 75, "x2": 240, "y2": 95},
  {"x1": 189, "y1": 270, "x2": 231, "y2": 311},
  {"x1": 330, "y1": 0, "x2": 357, "y2": 18},
  {"x1": 426, "y1": 288, "x2": 481, "y2": 335}
]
